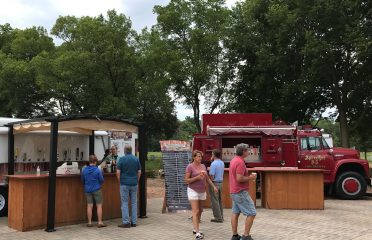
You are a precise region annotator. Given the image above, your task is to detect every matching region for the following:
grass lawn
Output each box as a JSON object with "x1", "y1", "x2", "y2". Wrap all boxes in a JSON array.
[
  {"x1": 362, "y1": 152, "x2": 372, "y2": 161},
  {"x1": 146, "y1": 152, "x2": 163, "y2": 171}
]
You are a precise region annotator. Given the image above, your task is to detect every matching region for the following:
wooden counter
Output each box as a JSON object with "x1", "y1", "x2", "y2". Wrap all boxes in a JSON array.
[
  {"x1": 203, "y1": 167, "x2": 324, "y2": 210},
  {"x1": 203, "y1": 169, "x2": 256, "y2": 208},
  {"x1": 253, "y1": 167, "x2": 324, "y2": 210},
  {"x1": 8, "y1": 173, "x2": 121, "y2": 231}
]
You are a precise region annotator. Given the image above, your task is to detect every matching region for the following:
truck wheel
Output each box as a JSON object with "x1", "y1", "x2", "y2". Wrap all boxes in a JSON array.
[
  {"x1": 334, "y1": 171, "x2": 367, "y2": 200},
  {"x1": 0, "y1": 188, "x2": 7, "y2": 216}
]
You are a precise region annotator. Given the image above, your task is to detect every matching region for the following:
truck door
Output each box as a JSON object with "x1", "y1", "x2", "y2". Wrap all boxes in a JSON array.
[{"x1": 298, "y1": 136, "x2": 333, "y2": 180}]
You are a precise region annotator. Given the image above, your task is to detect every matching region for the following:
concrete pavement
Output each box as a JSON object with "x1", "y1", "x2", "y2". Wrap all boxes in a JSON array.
[{"x1": 0, "y1": 196, "x2": 372, "y2": 240}]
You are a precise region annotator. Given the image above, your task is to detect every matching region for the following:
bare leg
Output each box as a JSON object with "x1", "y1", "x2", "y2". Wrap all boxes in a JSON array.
[
  {"x1": 190, "y1": 200, "x2": 200, "y2": 232},
  {"x1": 87, "y1": 204, "x2": 93, "y2": 224},
  {"x1": 243, "y1": 215, "x2": 255, "y2": 236},
  {"x1": 231, "y1": 213, "x2": 239, "y2": 235},
  {"x1": 96, "y1": 203, "x2": 103, "y2": 224},
  {"x1": 198, "y1": 200, "x2": 203, "y2": 224}
]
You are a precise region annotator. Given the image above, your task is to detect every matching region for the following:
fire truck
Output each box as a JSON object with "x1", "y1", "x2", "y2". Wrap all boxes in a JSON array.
[{"x1": 192, "y1": 113, "x2": 371, "y2": 200}]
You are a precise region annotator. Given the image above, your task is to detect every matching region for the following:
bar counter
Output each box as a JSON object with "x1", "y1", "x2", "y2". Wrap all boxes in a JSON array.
[
  {"x1": 7, "y1": 173, "x2": 121, "y2": 231},
  {"x1": 204, "y1": 167, "x2": 324, "y2": 210},
  {"x1": 253, "y1": 167, "x2": 324, "y2": 210},
  {"x1": 204, "y1": 169, "x2": 256, "y2": 208}
]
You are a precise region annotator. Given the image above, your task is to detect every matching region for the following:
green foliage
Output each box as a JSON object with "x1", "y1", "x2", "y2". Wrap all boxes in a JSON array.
[
  {"x1": 146, "y1": 152, "x2": 163, "y2": 172},
  {"x1": 226, "y1": 0, "x2": 371, "y2": 147},
  {"x1": 0, "y1": 25, "x2": 56, "y2": 118},
  {"x1": 0, "y1": 1, "x2": 371, "y2": 150},
  {"x1": 154, "y1": 0, "x2": 234, "y2": 132},
  {"x1": 172, "y1": 116, "x2": 198, "y2": 141},
  {"x1": 312, "y1": 119, "x2": 341, "y2": 147}
]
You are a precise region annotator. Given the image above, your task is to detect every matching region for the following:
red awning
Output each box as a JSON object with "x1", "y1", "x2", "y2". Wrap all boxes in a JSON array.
[{"x1": 207, "y1": 126, "x2": 295, "y2": 136}]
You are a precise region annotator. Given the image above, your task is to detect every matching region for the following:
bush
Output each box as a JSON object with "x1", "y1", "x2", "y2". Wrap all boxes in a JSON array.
[{"x1": 146, "y1": 152, "x2": 163, "y2": 175}]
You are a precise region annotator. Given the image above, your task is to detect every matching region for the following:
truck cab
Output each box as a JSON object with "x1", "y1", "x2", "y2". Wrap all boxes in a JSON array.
[{"x1": 192, "y1": 113, "x2": 371, "y2": 200}]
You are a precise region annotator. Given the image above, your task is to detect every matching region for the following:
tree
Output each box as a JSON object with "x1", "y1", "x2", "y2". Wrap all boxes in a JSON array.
[
  {"x1": 34, "y1": 10, "x2": 139, "y2": 115},
  {"x1": 226, "y1": 0, "x2": 371, "y2": 147},
  {"x1": 302, "y1": 0, "x2": 371, "y2": 147},
  {"x1": 225, "y1": 0, "x2": 327, "y2": 124},
  {"x1": 172, "y1": 116, "x2": 198, "y2": 141},
  {"x1": 154, "y1": 0, "x2": 233, "y2": 132},
  {"x1": 0, "y1": 25, "x2": 55, "y2": 117},
  {"x1": 134, "y1": 28, "x2": 178, "y2": 151}
]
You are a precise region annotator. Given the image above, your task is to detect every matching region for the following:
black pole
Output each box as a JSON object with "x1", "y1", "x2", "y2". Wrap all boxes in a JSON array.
[
  {"x1": 89, "y1": 131, "x2": 95, "y2": 155},
  {"x1": 7, "y1": 125, "x2": 15, "y2": 175},
  {"x1": 138, "y1": 125, "x2": 147, "y2": 218},
  {"x1": 45, "y1": 120, "x2": 58, "y2": 232}
]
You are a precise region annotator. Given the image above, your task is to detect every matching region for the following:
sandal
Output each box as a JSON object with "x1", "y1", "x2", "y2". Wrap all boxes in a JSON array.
[
  {"x1": 86, "y1": 223, "x2": 94, "y2": 227},
  {"x1": 97, "y1": 223, "x2": 107, "y2": 228}
]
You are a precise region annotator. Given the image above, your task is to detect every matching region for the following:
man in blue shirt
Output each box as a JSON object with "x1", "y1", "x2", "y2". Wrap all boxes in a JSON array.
[
  {"x1": 209, "y1": 149, "x2": 225, "y2": 223},
  {"x1": 116, "y1": 145, "x2": 141, "y2": 228}
]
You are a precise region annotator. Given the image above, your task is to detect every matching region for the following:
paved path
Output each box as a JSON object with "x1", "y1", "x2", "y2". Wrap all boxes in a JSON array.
[{"x1": 0, "y1": 196, "x2": 371, "y2": 240}]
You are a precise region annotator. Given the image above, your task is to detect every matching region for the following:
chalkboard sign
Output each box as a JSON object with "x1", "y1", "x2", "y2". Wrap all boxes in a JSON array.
[{"x1": 162, "y1": 151, "x2": 192, "y2": 212}]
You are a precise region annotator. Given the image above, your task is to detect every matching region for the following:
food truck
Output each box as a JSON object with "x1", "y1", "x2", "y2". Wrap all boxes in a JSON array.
[{"x1": 192, "y1": 113, "x2": 371, "y2": 200}]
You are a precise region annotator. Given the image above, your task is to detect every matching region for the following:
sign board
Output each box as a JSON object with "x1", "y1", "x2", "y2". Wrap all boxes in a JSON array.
[{"x1": 162, "y1": 151, "x2": 191, "y2": 212}]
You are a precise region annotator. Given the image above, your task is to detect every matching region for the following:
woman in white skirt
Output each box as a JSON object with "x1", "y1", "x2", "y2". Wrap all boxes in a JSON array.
[{"x1": 185, "y1": 150, "x2": 217, "y2": 239}]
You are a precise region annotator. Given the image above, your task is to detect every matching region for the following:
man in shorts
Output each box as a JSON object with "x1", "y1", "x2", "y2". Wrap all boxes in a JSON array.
[
  {"x1": 229, "y1": 143, "x2": 257, "y2": 240},
  {"x1": 81, "y1": 155, "x2": 106, "y2": 228}
]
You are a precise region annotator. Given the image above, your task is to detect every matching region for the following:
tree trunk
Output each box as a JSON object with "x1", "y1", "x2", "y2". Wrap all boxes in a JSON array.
[
  {"x1": 193, "y1": 105, "x2": 201, "y2": 133},
  {"x1": 338, "y1": 108, "x2": 349, "y2": 148}
]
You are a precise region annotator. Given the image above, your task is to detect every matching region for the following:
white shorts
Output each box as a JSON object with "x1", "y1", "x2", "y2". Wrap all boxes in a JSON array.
[{"x1": 187, "y1": 187, "x2": 206, "y2": 200}]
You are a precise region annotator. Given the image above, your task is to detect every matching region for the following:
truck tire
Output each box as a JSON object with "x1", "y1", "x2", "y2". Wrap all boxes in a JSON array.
[
  {"x1": 0, "y1": 188, "x2": 7, "y2": 216},
  {"x1": 334, "y1": 171, "x2": 367, "y2": 200}
]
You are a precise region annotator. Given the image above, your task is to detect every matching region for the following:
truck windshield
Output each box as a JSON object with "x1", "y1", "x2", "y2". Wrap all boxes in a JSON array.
[{"x1": 321, "y1": 137, "x2": 330, "y2": 149}]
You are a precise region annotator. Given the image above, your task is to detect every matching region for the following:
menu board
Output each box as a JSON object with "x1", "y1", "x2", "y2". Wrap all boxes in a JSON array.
[{"x1": 162, "y1": 151, "x2": 192, "y2": 212}]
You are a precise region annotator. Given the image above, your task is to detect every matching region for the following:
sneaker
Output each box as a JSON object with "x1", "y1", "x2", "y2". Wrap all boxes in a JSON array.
[
  {"x1": 240, "y1": 235, "x2": 254, "y2": 240},
  {"x1": 210, "y1": 218, "x2": 224, "y2": 223},
  {"x1": 231, "y1": 234, "x2": 241, "y2": 240},
  {"x1": 193, "y1": 230, "x2": 204, "y2": 235},
  {"x1": 118, "y1": 223, "x2": 131, "y2": 228},
  {"x1": 196, "y1": 232, "x2": 204, "y2": 240},
  {"x1": 131, "y1": 223, "x2": 136, "y2": 227}
]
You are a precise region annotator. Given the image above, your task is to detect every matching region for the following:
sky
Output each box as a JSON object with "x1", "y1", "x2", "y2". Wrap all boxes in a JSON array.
[{"x1": 0, "y1": 0, "x2": 239, "y2": 120}]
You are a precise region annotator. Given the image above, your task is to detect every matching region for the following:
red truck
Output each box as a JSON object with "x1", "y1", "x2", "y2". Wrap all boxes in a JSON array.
[{"x1": 192, "y1": 113, "x2": 371, "y2": 200}]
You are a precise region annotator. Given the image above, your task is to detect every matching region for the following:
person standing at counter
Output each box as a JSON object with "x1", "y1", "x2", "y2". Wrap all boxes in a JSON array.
[
  {"x1": 209, "y1": 149, "x2": 224, "y2": 223},
  {"x1": 116, "y1": 145, "x2": 141, "y2": 228},
  {"x1": 81, "y1": 155, "x2": 106, "y2": 228},
  {"x1": 229, "y1": 143, "x2": 257, "y2": 240},
  {"x1": 100, "y1": 145, "x2": 118, "y2": 170},
  {"x1": 185, "y1": 150, "x2": 217, "y2": 240}
]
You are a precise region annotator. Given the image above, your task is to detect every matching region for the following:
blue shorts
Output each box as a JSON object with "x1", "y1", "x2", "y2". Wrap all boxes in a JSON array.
[{"x1": 231, "y1": 190, "x2": 256, "y2": 216}]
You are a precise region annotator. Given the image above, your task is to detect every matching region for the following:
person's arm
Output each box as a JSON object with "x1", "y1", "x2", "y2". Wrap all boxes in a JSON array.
[
  {"x1": 206, "y1": 173, "x2": 218, "y2": 192},
  {"x1": 116, "y1": 169, "x2": 121, "y2": 182},
  {"x1": 209, "y1": 163, "x2": 215, "y2": 181},
  {"x1": 185, "y1": 165, "x2": 204, "y2": 184},
  {"x1": 116, "y1": 161, "x2": 121, "y2": 182},
  {"x1": 137, "y1": 170, "x2": 141, "y2": 183},
  {"x1": 236, "y1": 166, "x2": 256, "y2": 183}
]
